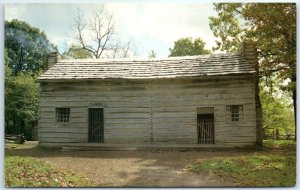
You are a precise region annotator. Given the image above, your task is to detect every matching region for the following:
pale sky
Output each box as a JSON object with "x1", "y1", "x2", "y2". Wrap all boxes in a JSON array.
[{"x1": 4, "y1": 3, "x2": 218, "y2": 58}]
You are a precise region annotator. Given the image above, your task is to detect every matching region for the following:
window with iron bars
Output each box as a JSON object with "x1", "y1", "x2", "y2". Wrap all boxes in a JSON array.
[
  {"x1": 56, "y1": 108, "x2": 70, "y2": 122},
  {"x1": 226, "y1": 105, "x2": 243, "y2": 122}
]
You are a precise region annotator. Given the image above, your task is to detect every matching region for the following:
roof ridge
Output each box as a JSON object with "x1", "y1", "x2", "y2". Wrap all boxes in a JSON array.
[{"x1": 59, "y1": 52, "x2": 239, "y2": 63}]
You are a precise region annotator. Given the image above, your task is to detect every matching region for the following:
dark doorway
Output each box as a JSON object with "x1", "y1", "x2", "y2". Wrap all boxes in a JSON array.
[
  {"x1": 197, "y1": 114, "x2": 214, "y2": 144},
  {"x1": 88, "y1": 108, "x2": 104, "y2": 143}
]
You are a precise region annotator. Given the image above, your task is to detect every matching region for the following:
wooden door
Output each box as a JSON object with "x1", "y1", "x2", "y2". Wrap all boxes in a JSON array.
[
  {"x1": 197, "y1": 114, "x2": 214, "y2": 144},
  {"x1": 88, "y1": 108, "x2": 104, "y2": 143}
]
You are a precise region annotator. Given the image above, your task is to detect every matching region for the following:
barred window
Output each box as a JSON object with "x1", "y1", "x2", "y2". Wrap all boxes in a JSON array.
[
  {"x1": 56, "y1": 108, "x2": 70, "y2": 122},
  {"x1": 226, "y1": 105, "x2": 243, "y2": 121}
]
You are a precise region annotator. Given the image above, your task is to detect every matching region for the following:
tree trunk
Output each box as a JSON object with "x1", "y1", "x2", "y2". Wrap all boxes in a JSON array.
[
  {"x1": 255, "y1": 81, "x2": 263, "y2": 146},
  {"x1": 290, "y1": 70, "x2": 296, "y2": 141},
  {"x1": 292, "y1": 85, "x2": 296, "y2": 141},
  {"x1": 275, "y1": 129, "x2": 280, "y2": 140}
]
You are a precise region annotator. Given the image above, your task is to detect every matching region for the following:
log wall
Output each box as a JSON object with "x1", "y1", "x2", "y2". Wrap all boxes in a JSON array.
[{"x1": 38, "y1": 76, "x2": 256, "y2": 147}]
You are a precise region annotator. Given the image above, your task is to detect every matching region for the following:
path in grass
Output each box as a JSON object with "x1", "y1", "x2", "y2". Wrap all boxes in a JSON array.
[
  {"x1": 6, "y1": 142, "x2": 238, "y2": 187},
  {"x1": 29, "y1": 150, "x2": 236, "y2": 187},
  {"x1": 5, "y1": 140, "x2": 295, "y2": 187}
]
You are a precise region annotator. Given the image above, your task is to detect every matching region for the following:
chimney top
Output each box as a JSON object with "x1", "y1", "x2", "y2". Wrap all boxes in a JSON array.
[
  {"x1": 47, "y1": 52, "x2": 61, "y2": 69},
  {"x1": 242, "y1": 42, "x2": 257, "y2": 56},
  {"x1": 242, "y1": 42, "x2": 258, "y2": 70}
]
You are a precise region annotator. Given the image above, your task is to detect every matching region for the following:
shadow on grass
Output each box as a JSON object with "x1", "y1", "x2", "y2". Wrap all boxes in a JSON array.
[
  {"x1": 5, "y1": 143, "x2": 234, "y2": 187},
  {"x1": 4, "y1": 140, "x2": 296, "y2": 187}
]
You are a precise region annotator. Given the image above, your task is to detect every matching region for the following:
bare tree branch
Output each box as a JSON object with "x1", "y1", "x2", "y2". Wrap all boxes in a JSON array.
[
  {"x1": 71, "y1": 7, "x2": 133, "y2": 59},
  {"x1": 73, "y1": 9, "x2": 97, "y2": 57}
]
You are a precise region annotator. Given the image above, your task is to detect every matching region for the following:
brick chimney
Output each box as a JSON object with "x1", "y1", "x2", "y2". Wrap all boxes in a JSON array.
[{"x1": 47, "y1": 52, "x2": 60, "y2": 69}]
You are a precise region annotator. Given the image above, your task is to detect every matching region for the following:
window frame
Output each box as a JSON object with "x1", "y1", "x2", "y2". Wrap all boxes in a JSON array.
[
  {"x1": 56, "y1": 108, "x2": 70, "y2": 123},
  {"x1": 226, "y1": 105, "x2": 244, "y2": 122}
]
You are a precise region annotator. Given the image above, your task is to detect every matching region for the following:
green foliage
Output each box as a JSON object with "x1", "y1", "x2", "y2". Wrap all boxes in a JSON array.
[
  {"x1": 5, "y1": 67, "x2": 39, "y2": 139},
  {"x1": 148, "y1": 50, "x2": 157, "y2": 58},
  {"x1": 169, "y1": 37, "x2": 211, "y2": 57},
  {"x1": 62, "y1": 44, "x2": 93, "y2": 59},
  {"x1": 209, "y1": 3, "x2": 296, "y2": 87},
  {"x1": 260, "y1": 74, "x2": 294, "y2": 138},
  {"x1": 5, "y1": 19, "x2": 57, "y2": 75},
  {"x1": 261, "y1": 89, "x2": 294, "y2": 138},
  {"x1": 244, "y1": 4, "x2": 296, "y2": 85},
  {"x1": 187, "y1": 149, "x2": 296, "y2": 186},
  {"x1": 5, "y1": 155, "x2": 92, "y2": 187},
  {"x1": 209, "y1": 3, "x2": 245, "y2": 52},
  {"x1": 209, "y1": 3, "x2": 296, "y2": 136},
  {"x1": 5, "y1": 19, "x2": 56, "y2": 137}
]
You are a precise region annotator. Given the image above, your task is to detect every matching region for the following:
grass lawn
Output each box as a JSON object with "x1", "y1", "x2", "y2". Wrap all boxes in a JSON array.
[
  {"x1": 263, "y1": 139, "x2": 296, "y2": 149},
  {"x1": 187, "y1": 140, "x2": 296, "y2": 187},
  {"x1": 5, "y1": 140, "x2": 296, "y2": 187},
  {"x1": 5, "y1": 155, "x2": 93, "y2": 187}
]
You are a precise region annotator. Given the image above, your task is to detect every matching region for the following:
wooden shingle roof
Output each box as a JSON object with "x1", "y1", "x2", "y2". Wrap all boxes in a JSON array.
[{"x1": 39, "y1": 53, "x2": 255, "y2": 80}]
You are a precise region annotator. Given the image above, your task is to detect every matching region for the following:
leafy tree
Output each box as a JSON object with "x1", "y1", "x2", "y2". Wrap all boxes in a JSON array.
[
  {"x1": 209, "y1": 3, "x2": 245, "y2": 52},
  {"x1": 148, "y1": 50, "x2": 156, "y2": 58},
  {"x1": 5, "y1": 65, "x2": 39, "y2": 139},
  {"x1": 62, "y1": 44, "x2": 93, "y2": 59},
  {"x1": 260, "y1": 89, "x2": 295, "y2": 138},
  {"x1": 5, "y1": 19, "x2": 55, "y2": 138},
  {"x1": 260, "y1": 75, "x2": 295, "y2": 139},
  {"x1": 169, "y1": 37, "x2": 211, "y2": 57},
  {"x1": 5, "y1": 19, "x2": 57, "y2": 75},
  {"x1": 209, "y1": 3, "x2": 296, "y2": 140}
]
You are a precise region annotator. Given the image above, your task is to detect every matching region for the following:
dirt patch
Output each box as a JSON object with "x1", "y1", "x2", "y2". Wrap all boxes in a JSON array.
[
  {"x1": 39, "y1": 151, "x2": 240, "y2": 187},
  {"x1": 5, "y1": 142, "x2": 248, "y2": 187}
]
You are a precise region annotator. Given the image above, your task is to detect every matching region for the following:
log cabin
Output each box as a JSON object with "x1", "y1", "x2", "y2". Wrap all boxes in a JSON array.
[{"x1": 38, "y1": 44, "x2": 259, "y2": 149}]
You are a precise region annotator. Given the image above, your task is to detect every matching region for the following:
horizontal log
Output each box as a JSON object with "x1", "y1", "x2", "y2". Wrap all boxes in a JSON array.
[
  {"x1": 106, "y1": 108, "x2": 150, "y2": 113},
  {"x1": 152, "y1": 118, "x2": 196, "y2": 123},
  {"x1": 41, "y1": 88, "x2": 254, "y2": 100},
  {"x1": 42, "y1": 75, "x2": 253, "y2": 84},
  {"x1": 42, "y1": 78, "x2": 253, "y2": 88},
  {"x1": 41, "y1": 133, "x2": 86, "y2": 138},
  {"x1": 152, "y1": 112, "x2": 194, "y2": 118},
  {"x1": 39, "y1": 128, "x2": 87, "y2": 134},
  {"x1": 105, "y1": 113, "x2": 150, "y2": 119},
  {"x1": 218, "y1": 136, "x2": 256, "y2": 142},
  {"x1": 216, "y1": 127, "x2": 255, "y2": 133},
  {"x1": 105, "y1": 123, "x2": 150, "y2": 128},
  {"x1": 153, "y1": 125, "x2": 196, "y2": 130},
  {"x1": 40, "y1": 137, "x2": 87, "y2": 143},
  {"x1": 105, "y1": 119, "x2": 150, "y2": 124}
]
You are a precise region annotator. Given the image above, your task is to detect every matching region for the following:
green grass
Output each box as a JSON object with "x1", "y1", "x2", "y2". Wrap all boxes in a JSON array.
[
  {"x1": 263, "y1": 140, "x2": 296, "y2": 149},
  {"x1": 186, "y1": 141, "x2": 296, "y2": 187},
  {"x1": 5, "y1": 155, "x2": 93, "y2": 187}
]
